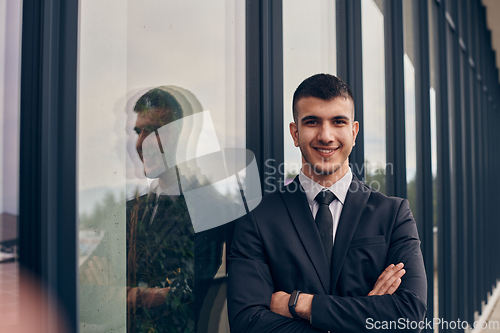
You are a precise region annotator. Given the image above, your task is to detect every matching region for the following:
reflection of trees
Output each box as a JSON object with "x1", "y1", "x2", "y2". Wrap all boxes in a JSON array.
[
  {"x1": 79, "y1": 192, "x2": 122, "y2": 230},
  {"x1": 365, "y1": 160, "x2": 386, "y2": 194},
  {"x1": 285, "y1": 171, "x2": 297, "y2": 181},
  {"x1": 79, "y1": 190, "x2": 196, "y2": 333},
  {"x1": 283, "y1": 162, "x2": 439, "y2": 229},
  {"x1": 407, "y1": 175, "x2": 438, "y2": 227},
  {"x1": 433, "y1": 175, "x2": 437, "y2": 227},
  {"x1": 407, "y1": 176, "x2": 417, "y2": 223},
  {"x1": 126, "y1": 190, "x2": 195, "y2": 333}
]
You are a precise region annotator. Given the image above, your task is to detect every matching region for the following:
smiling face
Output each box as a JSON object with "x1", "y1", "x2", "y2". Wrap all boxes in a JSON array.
[{"x1": 290, "y1": 96, "x2": 359, "y2": 186}]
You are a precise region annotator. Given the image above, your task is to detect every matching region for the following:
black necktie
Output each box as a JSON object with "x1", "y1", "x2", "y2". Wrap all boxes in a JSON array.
[{"x1": 314, "y1": 190, "x2": 336, "y2": 270}]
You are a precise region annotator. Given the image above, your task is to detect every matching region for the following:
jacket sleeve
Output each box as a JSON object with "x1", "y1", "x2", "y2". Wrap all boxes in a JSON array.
[
  {"x1": 227, "y1": 211, "x2": 324, "y2": 333},
  {"x1": 310, "y1": 199, "x2": 427, "y2": 333}
]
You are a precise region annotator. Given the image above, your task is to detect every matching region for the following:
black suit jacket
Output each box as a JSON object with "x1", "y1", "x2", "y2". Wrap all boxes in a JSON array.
[{"x1": 228, "y1": 176, "x2": 427, "y2": 333}]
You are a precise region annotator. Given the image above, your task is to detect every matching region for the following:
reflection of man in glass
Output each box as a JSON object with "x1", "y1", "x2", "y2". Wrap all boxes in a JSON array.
[
  {"x1": 127, "y1": 87, "x2": 230, "y2": 333},
  {"x1": 80, "y1": 87, "x2": 231, "y2": 333}
]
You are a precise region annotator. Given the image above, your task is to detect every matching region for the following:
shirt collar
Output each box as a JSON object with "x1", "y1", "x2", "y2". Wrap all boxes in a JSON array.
[{"x1": 298, "y1": 167, "x2": 353, "y2": 206}]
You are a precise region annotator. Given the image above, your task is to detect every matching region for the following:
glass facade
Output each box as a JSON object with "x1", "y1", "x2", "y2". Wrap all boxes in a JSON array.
[
  {"x1": 403, "y1": 0, "x2": 418, "y2": 222},
  {"x1": 429, "y1": 0, "x2": 440, "y2": 325},
  {"x1": 78, "y1": 1, "x2": 245, "y2": 332},
  {"x1": 282, "y1": 0, "x2": 336, "y2": 182},
  {"x1": 9, "y1": 1, "x2": 500, "y2": 332},
  {"x1": 0, "y1": 0, "x2": 21, "y2": 327},
  {"x1": 361, "y1": 0, "x2": 386, "y2": 193}
]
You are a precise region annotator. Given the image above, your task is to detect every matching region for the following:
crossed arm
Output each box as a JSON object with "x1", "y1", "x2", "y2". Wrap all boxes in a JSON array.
[
  {"x1": 269, "y1": 263, "x2": 406, "y2": 320},
  {"x1": 270, "y1": 263, "x2": 406, "y2": 321},
  {"x1": 227, "y1": 200, "x2": 427, "y2": 333}
]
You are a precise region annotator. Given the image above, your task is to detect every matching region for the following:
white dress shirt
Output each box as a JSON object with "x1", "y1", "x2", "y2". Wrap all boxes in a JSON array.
[{"x1": 298, "y1": 167, "x2": 353, "y2": 246}]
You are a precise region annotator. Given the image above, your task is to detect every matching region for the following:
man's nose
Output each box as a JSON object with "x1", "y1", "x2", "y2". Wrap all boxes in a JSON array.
[{"x1": 317, "y1": 124, "x2": 335, "y2": 144}]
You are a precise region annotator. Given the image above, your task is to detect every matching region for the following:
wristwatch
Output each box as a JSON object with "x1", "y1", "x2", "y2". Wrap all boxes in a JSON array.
[{"x1": 288, "y1": 290, "x2": 302, "y2": 319}]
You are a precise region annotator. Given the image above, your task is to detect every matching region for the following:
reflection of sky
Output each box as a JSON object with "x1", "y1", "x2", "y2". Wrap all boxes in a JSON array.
[
  {"x1": 283, "y1": 0, "x2": 336, "y2": 176},
  {"x1": 78, "y1": 1, "x2": 246, "y2": 212},
  {"x1": 362, "y1": 0, "x2": 386, "y2": 170},
  {"x1": 404, "y1": 54, "x2": 417, "y2": 182},
  {"x1": 0, "y1": 1, "x2": 21, "y2": 215}
]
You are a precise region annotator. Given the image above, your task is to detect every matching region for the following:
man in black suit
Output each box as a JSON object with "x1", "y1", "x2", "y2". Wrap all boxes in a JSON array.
[{"x1": 227, "y1": 74, "x2": 427, "y2": 332}]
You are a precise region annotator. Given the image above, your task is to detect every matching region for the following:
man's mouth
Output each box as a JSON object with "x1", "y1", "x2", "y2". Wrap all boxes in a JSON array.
[{"x1": 314, "y1": 147, "x2": 339, "y2": 157}]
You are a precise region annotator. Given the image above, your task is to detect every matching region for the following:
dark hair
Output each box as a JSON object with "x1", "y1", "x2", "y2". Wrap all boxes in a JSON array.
[
  {"x1": 133, "y1": 88, "x2": 183, "y2": 122},
  {"x1": 292, "y1": 74, "x2": 354, "y2": 122}
]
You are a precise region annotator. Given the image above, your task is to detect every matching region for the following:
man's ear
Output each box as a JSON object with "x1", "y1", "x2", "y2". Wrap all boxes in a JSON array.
[
  {"x1": 290, "y1": 122, "x2": 299, "y2": 147},
  {"x1": 352, "y1": 121, "x2": 359, "y2": 146}
]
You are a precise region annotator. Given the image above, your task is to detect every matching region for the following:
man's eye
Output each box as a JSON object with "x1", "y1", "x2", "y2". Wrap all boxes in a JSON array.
[
  {"x1": 305, "y1": 120, "x2": 317, "y2": 125},
  {"x1": 134, "y1": 127, "x2": 141, "y2": 135},
  {"x1": 334, "y1": 120, "x2": 346, "y2": 125}
]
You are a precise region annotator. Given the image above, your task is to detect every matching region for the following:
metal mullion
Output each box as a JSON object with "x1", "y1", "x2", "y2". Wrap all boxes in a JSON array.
[
  {"x1": 436, "y1": 0, "x2": 453, "y2": 324},
  {"x1": 485, "y1": 98, "x2": 493, "y2": 292},
  {"x1": 476, "y1": 79, "x2": 484, "y2": 312},
  {"x1": 470, "y1": 0, "x2": 481, "y2": 313},
  {"x1": 19, "y1": 0, "x2": 79, "y2": 332},
  {"x1": 446, "y1": 19, "x2": 460, "y2": 330},
  {"x1": 245, "y1": 0, "x2": 284, "y2": 194},
  {"x1": 458, "y1": 0, "x2": 466, "y2": 48},
  {"x1": 478, "y1": 4, "x2": 488, "y2": 301},
  {"x1": 384, "y1": 0, "x2": 406, "y2": 198},
  {"x1": 458, "y1": 42, "x2": 469, "y2": 325},
  {"x1": 485, "y1": 43, "x2": 493, "y2": 291},
  {"x1": 414, "y1": 1, "x2": 434, "y2": 330},
  {"x1": 336, "y1": 0, "x2": 364, "y2": 181},
  {"x1": 463, "y1": 1, "x2": 474, "y2": 321},
  {"x1": 466, "y1": 57, "x2": 476, "y2": 325}
]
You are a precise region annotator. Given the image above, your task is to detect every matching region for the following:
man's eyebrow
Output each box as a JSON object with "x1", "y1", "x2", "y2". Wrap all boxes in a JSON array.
[
  {"x1": 332, "y1": 115, "x2": 351, "y2": 121},
  {"x1": 300, "y1": 115, "x2": 319, "y2": 122},
  {"x1": 300, "y1": 115, "x2": 351, "y2": 122}
]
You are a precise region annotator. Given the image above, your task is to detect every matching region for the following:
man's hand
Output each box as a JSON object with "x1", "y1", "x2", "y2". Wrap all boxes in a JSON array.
[
  {"x1": 368, "y1": 263, "x2": 406, "y2": 296},
  {"x1": 270, "y1": 263, "x2": 405, "y2": 322},
  {"x1": 271, "y1": 291, "x2": 314, "y2": 321},
  {"x1": 127, "y1": 286, "x2": 170, "y2": 308},
  {"x1": 270, "y1": 291, "x2": 292, "y2": 318}
]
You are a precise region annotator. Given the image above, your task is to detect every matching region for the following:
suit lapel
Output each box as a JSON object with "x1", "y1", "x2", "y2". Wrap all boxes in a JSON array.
[
  {"x1": 281, "y1": 177, "x2": 331, "y2": 294},
  {"x1": 330, "y1": 175, "x2": 370, "y2": 293}
]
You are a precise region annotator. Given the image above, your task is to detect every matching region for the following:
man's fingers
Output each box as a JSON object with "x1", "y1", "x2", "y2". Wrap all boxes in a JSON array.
[
  {"x1": 378, "y1": 268, "x2": 405, "y2": 294},
  {"x1": 369, "y1": 263, "x2": 405, "y2": 296},
  {"x1": 371, "y1": 264, "x2": 398, "y2": 295},
  {"x1": 386, "y1": 278, "x2": 402, "y2": 295}
]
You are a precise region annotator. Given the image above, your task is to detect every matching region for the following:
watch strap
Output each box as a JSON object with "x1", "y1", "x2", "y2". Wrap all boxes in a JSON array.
[{"x1": 288, "y1": 290, "x2": 301, "y2": 319}]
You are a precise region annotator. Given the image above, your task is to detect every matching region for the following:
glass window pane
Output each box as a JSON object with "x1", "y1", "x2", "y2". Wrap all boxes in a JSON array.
[
  {"x1": 78, "y1": 1, "x2": 245, "y2": 332},
  {"x1": 283, "y1": 0, "x2": 336, "y2": 182},
  {"x1": 0, "y1": 0, "x2": 22, "y2": 327},
  {"x1": 429, "y1": 0, "x2": 439, "y2": 322},
  {"x1": 362, "y1": 0, "x2": 386, "y2": 193},
  {"x1": 403, "y1": 0, "x2": 418, "y2": 221}
]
